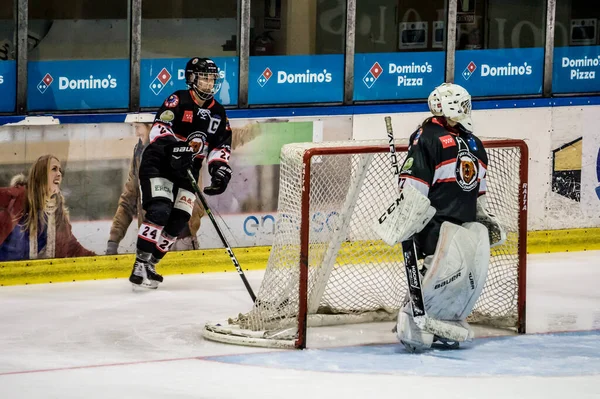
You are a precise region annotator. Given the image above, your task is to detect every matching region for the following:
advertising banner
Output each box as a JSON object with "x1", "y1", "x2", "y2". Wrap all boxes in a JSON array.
[
  {"x1": 353, "y1": 52, "x2": 445, "y2": 101},
  {"x1": 248, "y1": 54, "x2": 344, "y2": 104},
  {"x1": 28, "y1": 59, "x2": 130, "y2": 111},
  {"x1": 140, "y1": 57, "x2": 239, "y2": 108},
  {"x1": 553, "y1": 46, "x2": 600, "y2": 94},
  {"x1": 455, "y1": 48, "x2": 544, "y2": 96},
  {"x1": 0, "y1": 60, "x2": 16, "y2": 113},
  {"x1": 0, "y1": 117, "x2": 351, "y2": 261}
]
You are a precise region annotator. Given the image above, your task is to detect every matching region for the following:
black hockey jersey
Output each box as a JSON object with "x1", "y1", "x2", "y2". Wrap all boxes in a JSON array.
[
  {"x1": 148, "y1": 89, "x2": 232, "y2": 171},
  {"x1": 399, "y1": 117, "x2": 488, "y2": 258}
]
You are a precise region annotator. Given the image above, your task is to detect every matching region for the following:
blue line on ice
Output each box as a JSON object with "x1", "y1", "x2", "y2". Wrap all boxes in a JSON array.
[{"x1": 207, "y1": 330, "x2": 600, "y2": 377}]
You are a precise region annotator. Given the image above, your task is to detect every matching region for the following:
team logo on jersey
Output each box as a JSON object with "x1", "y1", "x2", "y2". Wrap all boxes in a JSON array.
[
  {"x1": 462, "y1": 61, "x2": 477, "y2": 81},
  {"x1": 187, "y1": 131, "x2": 208, "y2": 157},
  {"x1": 37, "y1": 73, "x2": 54, "y2": 94},
  {"x1": 363, "y1": 62, "x2": 383, "y2": 88},
  {"x1": 257, "y1": 67, "x2": 273, "y2": 87},
  {"x1": 150, "y1": 68, "x2": 172, "y2": 96},
  {"x1": 455, "y1": 150, "x2": 479, "y2": 191},
  {"x1": 164, "y1": 94, "x2": 179, "y2": 108}
]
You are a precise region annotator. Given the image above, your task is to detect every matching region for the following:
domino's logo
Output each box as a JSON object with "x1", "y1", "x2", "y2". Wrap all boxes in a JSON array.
[
  {"x1": 462, "y1": 61, "x2": 477, "y2": 80},
  {"x1": 37, "y1": 73, "x2": 53, "y2": 94},
  {"x1": 150, "y1": 68, "x2": 172, "y2": 95},
  {"x1": 257, "y1": 67, "x2": 273, "y2": 87},
  {"x1": 363, "y1": 62, "x2": 383, "y2": 88}
]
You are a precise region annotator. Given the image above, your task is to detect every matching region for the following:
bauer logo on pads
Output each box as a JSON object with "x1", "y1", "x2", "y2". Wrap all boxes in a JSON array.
[{"x1": 439, "y1": 135, "x2": 456, "y2": 148}]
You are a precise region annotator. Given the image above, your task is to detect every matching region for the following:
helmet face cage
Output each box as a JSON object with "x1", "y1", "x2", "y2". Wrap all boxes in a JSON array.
[
  {"x1": 188, "y1": 71, "x2": 223, "y2": 100},
  {"x1": 185, "y1": 58, "x2": 224, "y2": 101}
]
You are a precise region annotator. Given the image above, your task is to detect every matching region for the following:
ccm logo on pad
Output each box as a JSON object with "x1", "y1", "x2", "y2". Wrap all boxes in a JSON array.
[{"x1": 439, "y1": 135, "x2": 456, "y2": 148}]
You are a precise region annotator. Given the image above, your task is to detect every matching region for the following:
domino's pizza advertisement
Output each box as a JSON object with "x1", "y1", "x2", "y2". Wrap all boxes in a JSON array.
[
  {"x1": 552, "y1": 46, "x2": 600, "y2": 94},
  {"x1": 27, "y1": 59, "x2": 130, "y2": 111},
  {"x1": 454, "y1": 48, "x2": 544, "y2": 96},
  {"x1": 248, "y1": 54, "x2": 344, "y2": 104},
  {"x1": 140, "y1": 57, "x2": 239, "y2": 107},
  {"x1": 353, "y1": 52, "x2": 445, "y2": 101}
]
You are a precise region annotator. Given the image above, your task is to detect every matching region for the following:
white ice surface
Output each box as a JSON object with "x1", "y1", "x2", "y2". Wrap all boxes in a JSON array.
[{"x1": 0, "y1": 251, "x2": 599, "y2": 399}]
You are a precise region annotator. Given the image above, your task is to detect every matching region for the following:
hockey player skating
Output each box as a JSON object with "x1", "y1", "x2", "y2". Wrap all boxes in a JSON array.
[
  {"x1": 374, "y1": 83, "x2": 506, "y2": 351},
  {"x1": 128, "y1": 57, "x2": 232, "y2": 289}
]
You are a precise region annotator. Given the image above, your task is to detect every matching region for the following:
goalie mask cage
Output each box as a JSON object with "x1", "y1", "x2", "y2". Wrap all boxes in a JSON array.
[{"x1": 204, "y1": 139, "x2": 528, "y2": 349}]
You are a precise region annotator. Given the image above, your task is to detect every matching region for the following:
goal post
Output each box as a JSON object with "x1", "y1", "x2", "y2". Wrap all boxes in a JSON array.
[{"x1": 203, "y1": 139, "x2": 529, "y2": 349}]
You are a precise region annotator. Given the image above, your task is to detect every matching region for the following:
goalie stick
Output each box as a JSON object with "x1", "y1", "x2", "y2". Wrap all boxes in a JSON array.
[
  {"x1": 384, "y1": 116, "x2": 427, "y2": 321},
  {"x1": 384, "y1": 116, "x2": 469, "y2": 343},
  {"x1": 186, "y1": 169, "x2": 257, "y2": 302}
]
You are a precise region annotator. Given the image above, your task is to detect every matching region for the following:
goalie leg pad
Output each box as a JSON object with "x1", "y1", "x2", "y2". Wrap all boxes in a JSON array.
[{"x1": 421, "y1": 221, "x2": 490, "y2": 321}]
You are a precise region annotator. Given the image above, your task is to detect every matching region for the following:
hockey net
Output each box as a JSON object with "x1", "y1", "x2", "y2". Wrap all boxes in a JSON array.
[{"x1": 204, "y1": 139, "x2": 528, "y2": 348}]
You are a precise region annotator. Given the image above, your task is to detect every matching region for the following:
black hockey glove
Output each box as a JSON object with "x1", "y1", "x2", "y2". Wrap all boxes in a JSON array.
[
  {"x1": 166, "y1": 142, "x2": 195, "y2": 172},
  {"x1": 204, "y1": 162, "x2": 232, "y2": 196}
]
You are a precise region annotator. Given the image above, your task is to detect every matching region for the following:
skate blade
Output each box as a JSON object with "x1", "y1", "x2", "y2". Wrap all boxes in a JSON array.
[{"x1": 131, "y1": 279, "x2": 159, "y2": 291}]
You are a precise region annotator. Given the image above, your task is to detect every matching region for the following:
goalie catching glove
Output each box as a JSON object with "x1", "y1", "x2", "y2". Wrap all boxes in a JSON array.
[
  {"x1": 476, "y1": 195, "x2": 506, "y2": 247},
  {"x1": 373, "y1": 184, "x2": 436, "y2": 246},
  {"x1": 204, "y1": 162, "x2": 232, "y2": 196}
]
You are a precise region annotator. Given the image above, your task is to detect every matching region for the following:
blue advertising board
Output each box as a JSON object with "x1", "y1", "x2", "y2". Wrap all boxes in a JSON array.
[
  {"x1": 353, "y1": 52, "x2": 445, "y2": 101},
  {"x1": 0, "y1": 60, "x2": 16, "y2": 113},
  {"x1": 28, "y1": 60, "x2": 129, "y2": 111},
  {"x1": 553, "y1": 46, "x2": 600, "y2": 94},
  {"x1": 248, "y1": 55, "x2": 344, "y2": 104},
  {"x1": 454, "y1": 48, "x2": 544, "y2": 96},
  {"x1": 140, "y1": 57, "x2": 238, "y2": 108}
]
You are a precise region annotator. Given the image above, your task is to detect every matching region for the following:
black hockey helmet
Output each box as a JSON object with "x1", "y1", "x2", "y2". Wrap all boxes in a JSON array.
[{"x1": 185, "y1": 57, "x2": 223, "y2": 101}]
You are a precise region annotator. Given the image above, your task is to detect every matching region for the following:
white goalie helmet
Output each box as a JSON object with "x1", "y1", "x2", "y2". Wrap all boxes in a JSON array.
[{"x1": 427, "y1": 83, "x2": 473, "y2": 132}]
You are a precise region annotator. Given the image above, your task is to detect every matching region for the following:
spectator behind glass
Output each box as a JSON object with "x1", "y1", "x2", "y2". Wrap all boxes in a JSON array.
[{"x1": 0, "y1": 154, "x2": 95, "y2": 261}]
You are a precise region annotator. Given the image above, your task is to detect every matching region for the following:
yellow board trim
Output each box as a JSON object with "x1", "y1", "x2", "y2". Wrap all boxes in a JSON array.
[{"x1": 1, "y1": 228, "x2": 599, "y2": 287}]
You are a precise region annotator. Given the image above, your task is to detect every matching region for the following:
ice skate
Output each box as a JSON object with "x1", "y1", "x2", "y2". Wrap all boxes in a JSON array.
[
  {"x1": 145, "y1": 262, "x2": 163, "y2": 286},
  {"x1": 129, "y1": 260, "x2": 159, "y2": 290}
]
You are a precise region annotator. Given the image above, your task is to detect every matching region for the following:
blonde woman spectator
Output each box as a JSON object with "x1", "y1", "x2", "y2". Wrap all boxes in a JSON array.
[{"x1": 0, "y1": 154, "x2": 95, "y2": 260}]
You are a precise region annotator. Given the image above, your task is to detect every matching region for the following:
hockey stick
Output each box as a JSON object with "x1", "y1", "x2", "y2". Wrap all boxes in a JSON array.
[
  {"x1": 186, "y1": 169, "x2": 257, "y2": 302},
  {"x1": 384, "y1": 116, "x2": 469, "y2": 342},
  {"x1": 384, "y1": 116, "x2": 427, "y2": 320}
]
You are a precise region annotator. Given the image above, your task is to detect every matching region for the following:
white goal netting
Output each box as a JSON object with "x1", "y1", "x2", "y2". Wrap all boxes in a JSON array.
[{"x1": 204, "y1": 139, "x2": 528, "y2": 348}]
